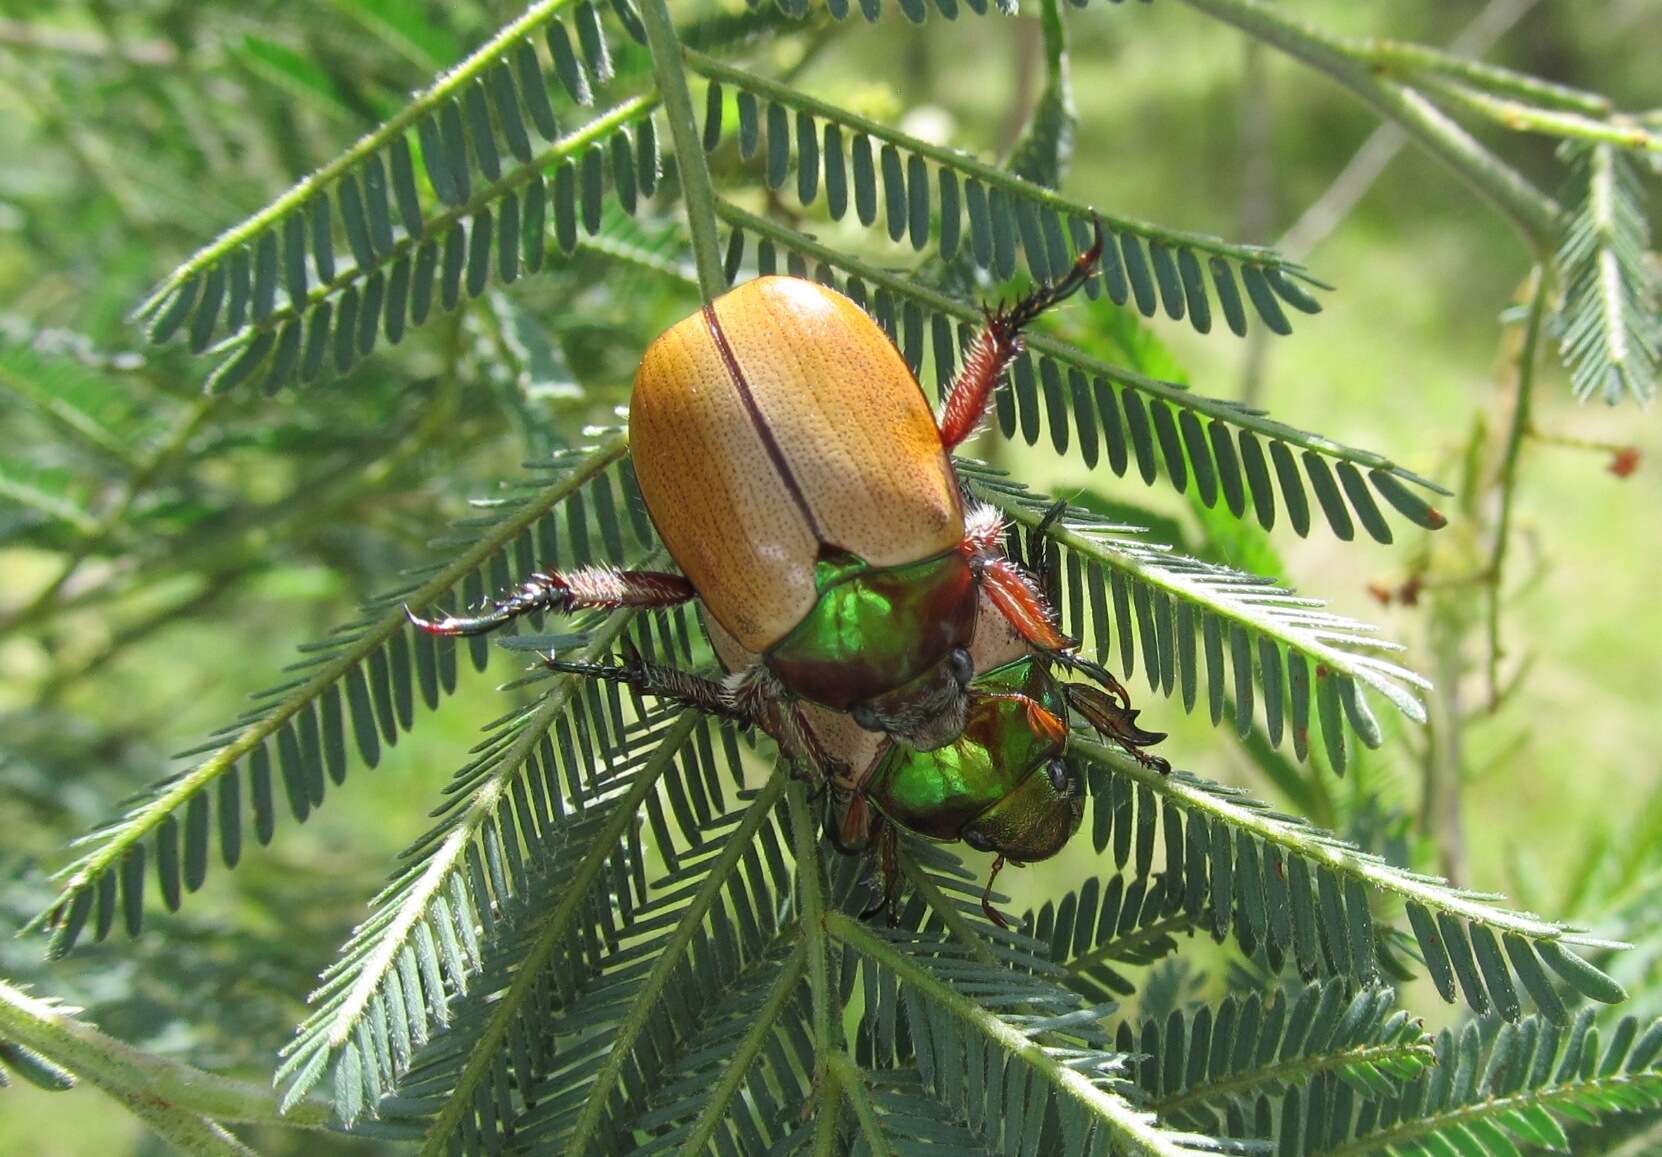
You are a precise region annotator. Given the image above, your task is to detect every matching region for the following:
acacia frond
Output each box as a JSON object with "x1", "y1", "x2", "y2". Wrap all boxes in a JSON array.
[
  {"x1": 1029, "y1": 873, "x2": 1197, "y2": 1002},
  {"x1": 718, "y1": 205, "x2": 1448, "y2": 544},
  {"x1": 1555, "y1": 143, "x2": 1659, "y2": 404},
  {"x1": 274, "y1": 651, "x2": 697, "y2": 1125},
  {"x1": 964, "y1": 464, "x2": 1427, "y2": 766},
  {"x1": 1321, "y1": 1010, "x2": 1662, "y2": 1155},
  {"x1": 38, "y1": 434, "x2": 641, "y2": 953},
  {"x1": 135, "y1": 0, "x2": 658, "y2": 392},
  {"x1": 0, "y1": 328, "x2": 158, "y2": 468},
  {"x1": 691, "y1": 52, "x2": 1323, "y2": 341},
  {"x1": 498, "y1": 780, "x2": 799, "y2": 1153},
  {"x1": 1127, "y1": 979, "x2": 1436, "y2": 1135},
  {"x1": 832, "y1": 917, "x2": 1240, "y2": 1156},
  {"x1": 1073, "y1": 736, "x2": 1629, "y2": 1021}
]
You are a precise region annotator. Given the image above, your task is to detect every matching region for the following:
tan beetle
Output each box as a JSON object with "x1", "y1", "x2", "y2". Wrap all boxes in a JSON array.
[{"x1": 408, "y1": 226, "x2": 1163, "y2": 771}]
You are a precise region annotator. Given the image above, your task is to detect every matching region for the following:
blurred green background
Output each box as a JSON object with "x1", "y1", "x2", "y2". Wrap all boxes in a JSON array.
[{"x1": 1, "y1": 0, "x2": 1658, "y2": 1151}]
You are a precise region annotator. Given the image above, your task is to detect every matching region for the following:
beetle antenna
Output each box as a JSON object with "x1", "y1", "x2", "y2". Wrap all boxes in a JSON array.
[{"x1": 980, "y1": 855, "x2": 1013, "y2": 929}]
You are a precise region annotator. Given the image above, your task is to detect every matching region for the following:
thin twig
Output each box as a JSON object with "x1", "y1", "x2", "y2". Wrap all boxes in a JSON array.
[
  {"x1": 1174, "y1": 0, "x2": 1558, "y2": 255},
  {"x1": 787, "y1": 778, "x2": 843, "y2": 1154},
  {"x1": 639, "y1": 0, "x2": 726, "y2": 301},
  {"x1": 0, "y1": 979, "x2": 329, "y2": 1146},
  {"x1": 1486, "y1": 269, "x2": 1550, "y2": 709},
  {"x1": 1278, "y1": 0, "x2": 1544, "y2": 261}
]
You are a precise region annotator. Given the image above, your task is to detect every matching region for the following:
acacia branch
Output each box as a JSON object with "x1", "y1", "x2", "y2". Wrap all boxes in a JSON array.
[
  {"x1": 1172, "y1": 0, "x2": 1559, "y2": 253},
  {"x1": 0, "y1": 980, "x2": 328, "y2": 1151},
  {"x1": 640, "y1": 0, "x2": 726, "y2": 300}
]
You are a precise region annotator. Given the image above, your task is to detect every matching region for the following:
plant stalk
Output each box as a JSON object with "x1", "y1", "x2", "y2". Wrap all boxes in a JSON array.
[
  {"x1": 1486, "y1": 268, "x2": 1550, "y2": 708},
  {"x1": 639, "y1": 0, "x2": 727, "y2": 301},
  {"x1": 787, "y1": 777, "x2": 843, "y2": 1153},
  {"x1": 1172, "y1": 0, "x2": 1559, "y2": 255},
  {"x1": 0, "y1": 980, "x2": 330, "y2": 1146}
]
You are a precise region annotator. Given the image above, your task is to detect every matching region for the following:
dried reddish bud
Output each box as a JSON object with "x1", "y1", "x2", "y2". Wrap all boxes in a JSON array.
[
  {"x1": 1609, "y1": 446, "x2": 1642, "y2": 478},
  {"x1": 1366, "y1": 581, "x2": 1395, "y2": 606},
  {"x1": 1398, "y1": 574, "x2": 1423, "y2": 607}
]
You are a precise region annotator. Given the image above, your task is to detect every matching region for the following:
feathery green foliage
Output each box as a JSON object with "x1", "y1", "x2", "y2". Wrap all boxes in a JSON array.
[
  {"x1": 9, "y1": 0, "x2": 1660, "y2": 1153},
  {"x1": 1555, "y1": 143, "x2": 1660, "y2": 405}
]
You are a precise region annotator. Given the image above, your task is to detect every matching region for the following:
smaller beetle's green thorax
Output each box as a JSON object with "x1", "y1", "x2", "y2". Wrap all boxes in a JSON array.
[
  {"x1": 764, "y1": 548, "x2": 976, "y2": 711},
  {"x1": 866, "y1": 656, "x2": 1065, "y2": 842}
]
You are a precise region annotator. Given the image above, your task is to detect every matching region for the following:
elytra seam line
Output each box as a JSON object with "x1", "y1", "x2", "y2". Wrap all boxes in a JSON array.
[{"x1": 701, "y1": 303, "x2": 827, "y2": 542}]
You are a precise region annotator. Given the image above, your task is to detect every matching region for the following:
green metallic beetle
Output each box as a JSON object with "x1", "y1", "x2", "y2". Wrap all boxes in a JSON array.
[{"x1": 826, "y1": 650, "x2": 1163, "y2": 924}]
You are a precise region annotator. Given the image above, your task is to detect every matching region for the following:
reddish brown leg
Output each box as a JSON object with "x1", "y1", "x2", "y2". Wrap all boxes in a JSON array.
[
  {"x1": 960, "y1": 503, "x2": 1074, "y2": 655},
  {"x1": 405, "y1": 566, "x2": 694, "y2": 636},
  {"x1": 981, "y1": 854, "x2": 1012, "y2": 928},
  {"x1": 938, "y1": 221, "x2": 1105, "y2": 450},
  {"x1": 977, "y1": 555, "x2": 1073, "y2": 652}
]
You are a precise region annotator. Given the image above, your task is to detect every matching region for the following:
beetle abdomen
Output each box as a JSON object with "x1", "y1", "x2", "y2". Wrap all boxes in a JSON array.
[{"x1": 632, "y1": 277, "x2": 963, "y2": 652}]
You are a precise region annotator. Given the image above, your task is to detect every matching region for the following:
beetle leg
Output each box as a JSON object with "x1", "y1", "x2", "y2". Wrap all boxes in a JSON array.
[
  {"x1": 730, "y1": 669, "x2": 846, "y2": 787},
  {"x1": 880, "y1": 825, "x2": 903, "y2": 925},
  {"x1": 975, "y1": 553, "x2": 1073, "y2": 653},
  {"x1": 961, "y1": 504, "x2": 1074, "y2": 654},
  {"x1": 1052, "y1": 649, "x2": 1133, "y2": 710},
  {"x1": 405, "y1": 566, "x2": 695, "y2": 636},
  {"x1": 1063, "y1": 681, "x2": 1171, "y2": 774},
  {"x1": 828, "y1": 787, "x2": 876, "y2": 855},
  {"x1": 542, "y1": 641, "x2": 751, "y2": 722},
  {"x1": 980, "y1": 854, "x2": 1012, "y2": 928},
  {"x1": 937, "y1": 220, "x2": 1104, "y2": 450}
]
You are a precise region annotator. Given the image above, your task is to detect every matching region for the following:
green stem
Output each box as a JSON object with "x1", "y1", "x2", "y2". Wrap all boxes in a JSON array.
[
  {"x1": 787, "y1": 778, "x2": 842, "y2": 1153},
  {"x1": 674, "y1": 942, "x2": 808, "y2": 1157},
  {"x1": 416, "y1": 706, "x2": 702, "y2": 1153},
  {"x1": 639, "y1": 0, "x2": 726, "y2": 300},
  {"x1": 1152, "y1": 1039, "x2": 1434, "y2": 1114},
  {"x1": 0, "y1": 980, "x2": 329, "y2": 1146},
  {"x1": 899, "y1": 857, "x2": 1002, "y2": 968},
  {"x1": 1486, "y1": 269, "x2": 1549, "y2": 709},
  {"x1": 1418, "y1": 77, "x2": 1661, "y2": 153},
  {"x1": 828, "y1": 914, "x2": 1184, "y2": 1157},
  {"x1": 1172, "y1": 0, "x2": 1558, "y2": 254},
  {"x1": 826, "y1": 1052, "x2": 892, "y2": 1156},
  {"x1": 686, "y1": 50, "x2": 1301, "y2": 273},
  {"x1": 563, "y1": 773, "x2": 787, "y2": 1153},
  {"x1": 1357, "y1": 40, "x2": 1612, "y2": 116},
  {"x1": 132, "y1": 0, "x2": 587, "y2": 319}
]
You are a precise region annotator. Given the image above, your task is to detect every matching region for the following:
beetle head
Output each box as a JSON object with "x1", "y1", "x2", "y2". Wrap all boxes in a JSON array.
[
  {"x1": 849, "y1": 645, "x2": 975, "y2": 750},
  {"x1": 961, "y1": 757, "x2": 1085, "y2": 864}
]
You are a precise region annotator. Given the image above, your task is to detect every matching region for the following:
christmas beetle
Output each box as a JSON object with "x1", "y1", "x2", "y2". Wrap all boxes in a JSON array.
[{"x1": 408, "y1": 226, "x2": 1142, "y2": 758}]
